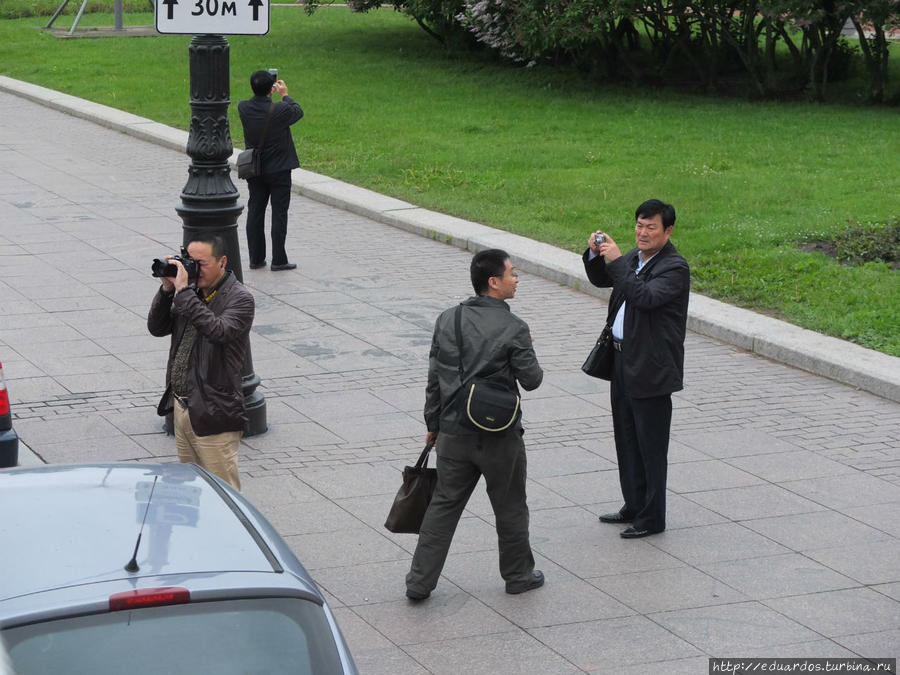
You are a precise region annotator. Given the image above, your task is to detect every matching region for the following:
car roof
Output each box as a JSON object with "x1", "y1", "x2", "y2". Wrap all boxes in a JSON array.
[{"x1": 0, "y1": 463, "x2": 320, "y2": 606}]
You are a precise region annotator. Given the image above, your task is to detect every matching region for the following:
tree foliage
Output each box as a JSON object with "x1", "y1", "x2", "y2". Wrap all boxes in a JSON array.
[{"x1": 307, "y1": 0, "x2": 898, "y2": 102}]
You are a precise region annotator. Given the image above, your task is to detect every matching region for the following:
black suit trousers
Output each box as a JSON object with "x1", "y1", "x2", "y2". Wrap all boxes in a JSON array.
[
  {"x1": 610, "y1": 351, "x2": 672, "y2": 532},
  {"x1": 246, "y1": 170, "x2": 292, "y2": 266}
]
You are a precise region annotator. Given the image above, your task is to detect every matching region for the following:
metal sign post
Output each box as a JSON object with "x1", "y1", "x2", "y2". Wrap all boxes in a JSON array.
[{"x1": 46, "y1": 0, "x2": 127, "y2": 35}]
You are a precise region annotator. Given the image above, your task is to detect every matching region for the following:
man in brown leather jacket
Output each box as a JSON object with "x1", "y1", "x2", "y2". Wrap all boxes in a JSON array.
[{"x1": 148, "y1": 233, "x2": 255, "y2": 490}]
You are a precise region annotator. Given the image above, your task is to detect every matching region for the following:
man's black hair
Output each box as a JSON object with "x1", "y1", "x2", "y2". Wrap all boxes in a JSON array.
[
  {"x1": 189, "y1": 233, "x2": 226, "y2": 259},
  {"x1": 250, "y1": 70, "x2": 276, "y2": 97},
  {"x1": 470, "y1": 248, "x2": 510, "y2": 295},
  {"x1": 635, "y1": 199, "x2": 676, "y2": 229}
]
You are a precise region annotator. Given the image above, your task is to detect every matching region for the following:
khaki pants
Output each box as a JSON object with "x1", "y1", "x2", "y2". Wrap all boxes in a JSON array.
[{"x1": 173, "y1": 403, "x2": 242, "y2": 490}]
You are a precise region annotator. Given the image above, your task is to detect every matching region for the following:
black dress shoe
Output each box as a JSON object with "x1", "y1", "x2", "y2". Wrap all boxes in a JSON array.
[
  {"x1": 599, "y1": 512, "x2": 633, "y2": 524},
  {"x1": 406, "y1": 588, "x2": 430, "y2": 601},
  {"x1": 505, "y1": 570, "x2": 544, "y2": 595},
  {"x1": 620, "y1": 526, "x2": 662, "y2": 539},
  {"x1": 248, "y1": 260, "x2": 266, "y2": 269},
  {"x1": 270, "y1": 262, "x2": 297, "y2": 271}
]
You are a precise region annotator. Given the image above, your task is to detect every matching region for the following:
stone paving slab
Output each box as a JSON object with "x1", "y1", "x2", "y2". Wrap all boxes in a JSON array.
[{"x1": 1, "y1": 83, "x2": 899, "y2": 673}]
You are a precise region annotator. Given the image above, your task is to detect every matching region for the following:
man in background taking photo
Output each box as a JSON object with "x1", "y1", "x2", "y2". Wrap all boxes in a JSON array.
[{"x1": 238, "y1": 69, "x2": 304, "y2": 272}]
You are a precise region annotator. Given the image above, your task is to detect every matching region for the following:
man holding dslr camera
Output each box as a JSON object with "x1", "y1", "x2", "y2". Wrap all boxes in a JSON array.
[
  {"x1": 238, "y1": 69, "x2": 304, "y2": 272},
  {"x1": 148, "y1": 233, "x2": 255, "y2": 490}
]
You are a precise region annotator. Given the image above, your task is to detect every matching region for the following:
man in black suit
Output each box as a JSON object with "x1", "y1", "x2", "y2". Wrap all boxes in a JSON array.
[
  {"x1": 238, "y1": 70, "x2": 304, "y2": 271},
  {"x1": 583, "y1": 199, "x2": 690, "y2": 538}
]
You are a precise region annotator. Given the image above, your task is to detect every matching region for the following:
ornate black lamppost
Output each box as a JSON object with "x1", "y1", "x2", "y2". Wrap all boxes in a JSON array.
[{"x1": 176, "y1": 34, "x2": 267, "y2": 436}]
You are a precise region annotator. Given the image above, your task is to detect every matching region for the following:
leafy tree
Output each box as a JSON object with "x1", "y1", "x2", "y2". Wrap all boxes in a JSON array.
[
  {"x1": 848, "y1": 0, "x2": 895, "y2": 101},
  {"x1": 307, "y1": 0, "x2": 897, "y2": 102}
]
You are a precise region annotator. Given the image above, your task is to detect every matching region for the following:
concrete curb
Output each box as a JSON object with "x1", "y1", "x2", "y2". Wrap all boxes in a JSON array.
[{"x1": 2, "y1": 75, "x2": 898, "y2": 403}]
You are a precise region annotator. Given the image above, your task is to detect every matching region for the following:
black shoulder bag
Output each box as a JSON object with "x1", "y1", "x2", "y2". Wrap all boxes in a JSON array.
[
  {"x1": 454, "y1": 304, "x2": 521, "y2": 433},
  {"x1": 237, "y1": 102, "x2": 275, "y2": 180},
  {"x1": 581, "y1": 324, "x2": 614, "y2": 380},
  {"x1": 581, "y1": 290, "x2": 626, "y2": 381}
]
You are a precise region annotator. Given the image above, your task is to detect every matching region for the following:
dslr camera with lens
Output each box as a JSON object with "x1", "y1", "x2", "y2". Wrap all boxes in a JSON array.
[{"x1": 151, "y1": 247, "x2": 198, "y2": 281}]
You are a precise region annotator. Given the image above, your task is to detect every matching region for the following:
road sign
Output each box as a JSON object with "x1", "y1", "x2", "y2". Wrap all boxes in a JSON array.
[{"x1": 156, "y1": 0, "x2": 269, "y2": 35}]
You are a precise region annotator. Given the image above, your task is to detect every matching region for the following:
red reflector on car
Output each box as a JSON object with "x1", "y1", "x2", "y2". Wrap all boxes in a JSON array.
[
  {"x1": 109, "y1": 587, "x2": 191, "y2": 611},
  {"x1": 0, "y1": 362, "x2": 10, "y2": 417}
]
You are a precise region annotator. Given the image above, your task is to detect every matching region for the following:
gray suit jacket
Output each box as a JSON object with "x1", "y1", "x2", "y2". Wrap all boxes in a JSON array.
[{"x1": 425, "y1": 295, "x2": 542, "y2": 434}]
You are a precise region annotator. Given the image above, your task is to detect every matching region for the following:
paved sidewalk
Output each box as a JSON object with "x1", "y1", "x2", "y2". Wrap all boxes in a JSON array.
[{"x1": 1, "y1": 88, "x2": 898, "y2": 673}]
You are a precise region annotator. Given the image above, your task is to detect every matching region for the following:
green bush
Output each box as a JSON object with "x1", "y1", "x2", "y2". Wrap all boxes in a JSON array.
[{"x1": 833, "y1": 219, "x2": 900, "y2": 265}]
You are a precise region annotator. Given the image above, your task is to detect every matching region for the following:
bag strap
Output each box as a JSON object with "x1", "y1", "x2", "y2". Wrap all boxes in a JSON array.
[
  {"x1": 257, "y1": 101, "x2": 276, "y2": 149},
  {"x1": 414, "y1": 440, "x2": 436, "y2": 468},
  {"x1": 605, "y1": 292, "x2": 626, "y2": 327},
  {"x1": 597, "y1": 323, "x2": 613, "y2": 342},
  {"x1": 454, "y1": 304, "x2": 467, "y2": 382},
  {"x1": 604, "y1": 251, "x2": 655, "y2": 324},
  {"x1": 454, "y1": 303, "x2": 507, "y2": 388}
]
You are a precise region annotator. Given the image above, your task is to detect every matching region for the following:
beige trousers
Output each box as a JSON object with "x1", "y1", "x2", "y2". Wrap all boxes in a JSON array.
[{"x1": 173, "y1": 403, "x2": 242, "y2": 491}]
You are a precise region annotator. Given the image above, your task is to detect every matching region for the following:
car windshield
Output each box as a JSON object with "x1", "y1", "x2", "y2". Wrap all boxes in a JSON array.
[{"x1": 4, "y1": 597, "x2": 344, "y2": 674}]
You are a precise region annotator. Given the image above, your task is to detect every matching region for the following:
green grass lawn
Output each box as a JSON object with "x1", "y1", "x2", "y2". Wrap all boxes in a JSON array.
[{"x1": 2, "y1": 8, "x2": 899, "y2": 355}]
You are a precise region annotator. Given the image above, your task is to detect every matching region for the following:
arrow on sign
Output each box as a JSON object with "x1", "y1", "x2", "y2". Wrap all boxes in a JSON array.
[
  {"x1": 162, "y1": 0, "x2": 178, "y2": 19},
  {"x1": 249, "y1": 0, "x2": 263, "y2": 21}
]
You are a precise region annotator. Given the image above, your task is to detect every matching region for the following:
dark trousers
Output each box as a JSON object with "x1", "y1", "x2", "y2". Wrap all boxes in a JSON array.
[
  {"x1": 406, "y1": 431, "x2": 535, "y2": 595},
  {"x1": 246, "y1": 170, "x2": 292, "y2": 266},
  {"x1": 610, "y1": 352, "x2": 672, "y2": 532}
]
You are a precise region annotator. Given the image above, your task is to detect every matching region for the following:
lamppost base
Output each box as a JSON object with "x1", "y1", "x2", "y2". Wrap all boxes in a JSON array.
[{"x1": 244, "y1": 391, "x2": 267, "y2": 437}]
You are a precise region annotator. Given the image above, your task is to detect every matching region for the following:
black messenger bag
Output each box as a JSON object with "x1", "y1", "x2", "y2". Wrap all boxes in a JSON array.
[{"x1": 453, "y1": 305, "x2": 521, "y2": 433}]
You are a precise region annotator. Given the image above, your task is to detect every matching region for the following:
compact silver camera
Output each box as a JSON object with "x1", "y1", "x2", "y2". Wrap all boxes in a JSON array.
[
  {"x1": 594, "y1": 233, "x2": 606, "y2": 246},
  {"x1": 268, "y1": 68, "x2": 278, "y2": 80}
]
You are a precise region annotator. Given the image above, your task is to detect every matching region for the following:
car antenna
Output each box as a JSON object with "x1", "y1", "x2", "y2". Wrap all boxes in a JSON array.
[{"x1": 125, "y1": 475, "x2": 159, "y2": 573}]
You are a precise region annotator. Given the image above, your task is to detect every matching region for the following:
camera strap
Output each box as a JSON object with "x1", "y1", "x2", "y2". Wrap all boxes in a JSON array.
[{"x1": 202, "y1": 270, "x2": 231, "y2": 304}]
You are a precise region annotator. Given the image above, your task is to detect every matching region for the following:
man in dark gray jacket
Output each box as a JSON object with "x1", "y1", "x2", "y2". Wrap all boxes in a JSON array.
[
  {"x1": 406, "y1": 249, "x2": 544, "y2": 601},
  {"x1": 584, "y1": 199, "x2": 690, "y2": 538},
  {"x1": 148, "y1": 233, "x2": 255, "y2": 490}
]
